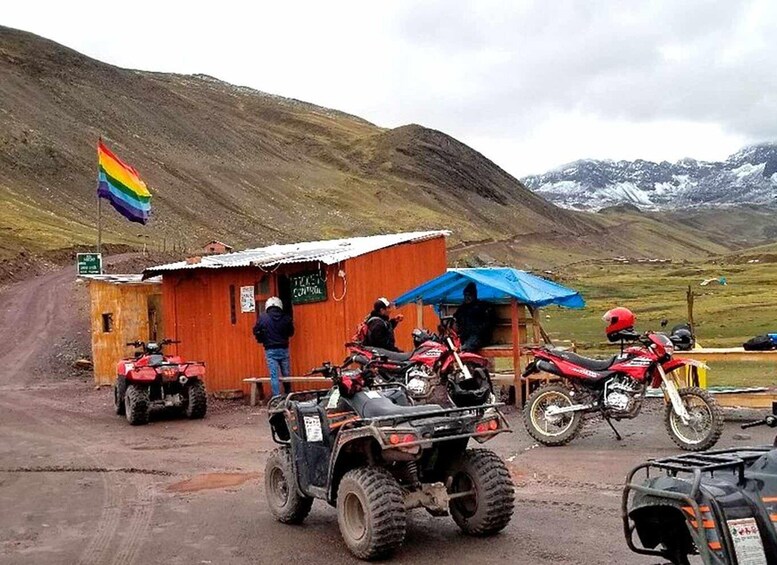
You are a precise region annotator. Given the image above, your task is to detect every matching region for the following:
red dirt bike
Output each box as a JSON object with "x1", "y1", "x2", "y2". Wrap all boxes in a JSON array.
[
  {"x1": 347, "y1": 317, "x2": 494, "y2": 408},
  {"x1": 114, "y1": 339, "x2": 207, "y2": 425},
  {"x1": 521, "y1": 329, "x2": 723, "y2": 451}
]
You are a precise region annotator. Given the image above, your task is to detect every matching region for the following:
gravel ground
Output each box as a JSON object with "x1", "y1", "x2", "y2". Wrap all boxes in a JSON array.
[{"x1": 1, "y1": 265, "x2": 775, "y2": 565}]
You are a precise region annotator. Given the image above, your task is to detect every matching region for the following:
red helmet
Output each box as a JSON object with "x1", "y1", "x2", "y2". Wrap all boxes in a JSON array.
[{"x1": 602, "y1": 307, "x2": 635, "y2": 338}]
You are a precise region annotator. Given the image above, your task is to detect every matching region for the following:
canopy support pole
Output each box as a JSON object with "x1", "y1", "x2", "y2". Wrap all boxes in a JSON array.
[
  {"x1": 511, "y1": 298, "x2": 522, "y2": 406},
  {"x1": 416, "y1": 299, "x2": 424, "y2": 329}
]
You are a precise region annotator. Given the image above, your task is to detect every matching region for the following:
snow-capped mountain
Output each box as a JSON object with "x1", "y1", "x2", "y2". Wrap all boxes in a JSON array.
[{"x1": 522, "y1": 143, "x2": 777, "y2": 210}]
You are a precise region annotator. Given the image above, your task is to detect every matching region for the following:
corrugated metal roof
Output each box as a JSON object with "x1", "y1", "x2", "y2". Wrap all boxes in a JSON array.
[
  {"x1": 145, "y1": 230, "x2": 450, "y2": 275},
  {"x1": 80, "y1": 274, "x2": 162, "y2": 285}
]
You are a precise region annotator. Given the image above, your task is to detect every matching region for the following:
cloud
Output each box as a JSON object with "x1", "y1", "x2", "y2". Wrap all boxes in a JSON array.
[{"x1": 3, "y1": 0, "x2": 775, "y2": 175}]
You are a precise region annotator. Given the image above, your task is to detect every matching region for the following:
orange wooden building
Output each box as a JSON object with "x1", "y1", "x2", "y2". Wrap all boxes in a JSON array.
[{"x1": 144, "y1": 231, "x2": 448, "y2": 393}]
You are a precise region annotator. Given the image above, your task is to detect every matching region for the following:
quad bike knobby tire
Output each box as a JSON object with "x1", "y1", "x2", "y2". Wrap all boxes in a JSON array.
[
  {"x1": 124, "y1": 384, "x2": 150, "y2": 425},
  {"x1": 336, "y1": 466, "x2": 406, "y2": 560},
  {"x1": 114, "y1": 377, "x2": 126, "y2": 416},
  {"x1": 664, "y1": 386, "x2": 723, "y2": 451},
  {"x1": 523, "y1": 383, "x2": 583, "y2": 446},
  {"x1": 265, "y1": 448, "x2": 313, "y2": 524},
  {"x1": 449, "y1": 448, "x2": 514, "y2": 535},
  {"x1": 185, "y1": 381, "x2": 208, "y2": 419}
]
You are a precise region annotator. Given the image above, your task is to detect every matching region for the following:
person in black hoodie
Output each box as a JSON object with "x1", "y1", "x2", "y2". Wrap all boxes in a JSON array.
[
  {"x1": 453, "y1": 282, "x2": 496, "y2": 352},
  {"x1": 363, "y1": 297, "x2": 404, "y2": 352},
  {"x1": 253, "y1": 296, "x2": 295, "y2": 395}
]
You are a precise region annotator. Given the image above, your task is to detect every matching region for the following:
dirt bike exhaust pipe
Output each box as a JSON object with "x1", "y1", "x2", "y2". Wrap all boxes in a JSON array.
[{"x1": 545, "y1": 403, "x2": 595, "y2": 417}]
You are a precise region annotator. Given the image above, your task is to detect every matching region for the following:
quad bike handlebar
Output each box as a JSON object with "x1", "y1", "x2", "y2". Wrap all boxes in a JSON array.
[
  {"x1": 741, "y1": 415, "x2": 777, "y2": 429},
  {"x1": 125, "y1": 338, "x2": 181, "y2": 349}
]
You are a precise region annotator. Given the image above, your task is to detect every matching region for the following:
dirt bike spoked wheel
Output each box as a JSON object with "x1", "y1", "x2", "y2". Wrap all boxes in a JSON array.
[
  {"x1": 524, "y1": 383, "x2": 583, "y2": 446},
  {"x1": 336, "y1": 466, "x2": 406, "y2": 560},
  {"x1": 448, "y1": 449, "x2": 514, "y2": 535},
  {"x1": 664, "y1": 386, "x2": 723, "y2": 451},
  {"x1": 265, "y1": 448, "x2": 312, "y2": 524}
]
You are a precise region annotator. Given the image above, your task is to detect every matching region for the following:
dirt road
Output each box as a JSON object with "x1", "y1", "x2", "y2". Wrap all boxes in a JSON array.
[{"x1": 0, "y1": 267, "x2": 773, "y2": 564}]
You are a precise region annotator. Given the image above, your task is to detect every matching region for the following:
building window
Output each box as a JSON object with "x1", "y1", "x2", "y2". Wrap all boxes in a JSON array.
[{"x1": 102, "y1": 313, "x2": 113, "y2": 333}]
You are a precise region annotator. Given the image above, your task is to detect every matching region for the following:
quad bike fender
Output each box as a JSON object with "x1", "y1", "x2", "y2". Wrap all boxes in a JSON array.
[
  {"x1": 627, "y1": 476, "x2": 699, "y2": 555},
  {"x1": 325, "y1": 428, "x2": 383, "y2": 503},
  {"x1": 116, "y1": 360, "x2": 133, "y2": 376}
]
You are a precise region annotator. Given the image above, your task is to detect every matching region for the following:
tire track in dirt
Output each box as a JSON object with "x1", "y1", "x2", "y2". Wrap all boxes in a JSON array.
[
  {"x1": 1, "y1": 391, "x2": 159, "y2": 565},
  {"x1": 0, "y1": 259, "x2": 159, "y2": 565}
]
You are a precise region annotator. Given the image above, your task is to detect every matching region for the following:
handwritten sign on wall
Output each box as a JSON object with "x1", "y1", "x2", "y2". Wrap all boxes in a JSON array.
[{"x1": 290, "y1": 271, "x2": 327, "y2": 305}]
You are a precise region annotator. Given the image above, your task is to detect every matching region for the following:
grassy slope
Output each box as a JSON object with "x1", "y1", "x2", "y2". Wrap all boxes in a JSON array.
[{"x1": 542, "y1": 258, "x2": 777, "y2": 387}]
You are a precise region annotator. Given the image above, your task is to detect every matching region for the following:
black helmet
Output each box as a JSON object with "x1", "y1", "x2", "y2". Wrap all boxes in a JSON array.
[
  {"x1": 447, "y1": 367, "x2": 492, "y2": 407},
  {"x1": 670, "y1": 324, "x2": 694, "y2": 351},
  {"x1": 412, "y1": 328, "x2": 435, "y2": 348}
]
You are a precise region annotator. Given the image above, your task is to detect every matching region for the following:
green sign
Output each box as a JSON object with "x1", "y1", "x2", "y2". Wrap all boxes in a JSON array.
[
  {"x1": 77, "y1": 253, "x2": 102, "y2": 275},
  {"x1": 290, "y1": 271, "x2": 327, "y2": 305}
]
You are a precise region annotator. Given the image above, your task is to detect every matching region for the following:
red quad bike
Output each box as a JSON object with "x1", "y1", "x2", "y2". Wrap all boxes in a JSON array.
[
  {"x1": 522, "y1": 309, "x2": 723, "y2": 451},
  {"x1": 264, "y1": 359, "x2": 514, "y2": 560},
  {"x1": 347, "y1": 316, "x2": 494, "y2": 408},
  {"x1": 114, "y1": 339, "x2": 207, "y2": 425}
]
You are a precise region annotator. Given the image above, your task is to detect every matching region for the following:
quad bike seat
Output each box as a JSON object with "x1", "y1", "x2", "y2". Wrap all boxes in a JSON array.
[
  {"x1": 368, "y1": 347, "x2": 414, "y2": 363},
  {"x1": 348, "y1": 391, "x2": 442, "y2": 418},
  {"x1": 549, "y1": 349, "x2": 617, "y2": 372}
]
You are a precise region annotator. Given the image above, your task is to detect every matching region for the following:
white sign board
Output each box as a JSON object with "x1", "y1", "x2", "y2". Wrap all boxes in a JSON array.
[
  {"x1": 240, "y1": 286, "x2": 255, "y2": 313},
  {"x1": 728, "y1": 518, "x2": 767, "y2": 565},
  {"x1": 303, "y1": 415, "x2": 323, "y2": 442}
]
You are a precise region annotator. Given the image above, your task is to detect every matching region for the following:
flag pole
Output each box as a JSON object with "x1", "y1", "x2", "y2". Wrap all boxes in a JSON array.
[
  {"x1": 96, "y1": 137, "x2": 103, "y2": 265},
  {"x1": 97, "y1": 191, "x2": 102, "y2": 255}
]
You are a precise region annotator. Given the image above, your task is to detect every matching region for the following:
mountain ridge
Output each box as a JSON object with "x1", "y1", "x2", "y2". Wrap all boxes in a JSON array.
[{"x1": 522, "y1": 143, "x2": 777, "y2": 211}]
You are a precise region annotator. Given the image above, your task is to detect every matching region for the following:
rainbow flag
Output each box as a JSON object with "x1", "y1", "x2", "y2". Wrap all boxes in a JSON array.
[{"x1": 97, "y1": 140, "x2": 151, "y2": 224}]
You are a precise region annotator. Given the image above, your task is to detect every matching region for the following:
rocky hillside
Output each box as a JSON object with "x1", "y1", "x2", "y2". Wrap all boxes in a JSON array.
[
  {"x1": 0, "y1": 26, "x2": 582, "y2": 255},
  {"x1": 523, "y1": 144, "x2": 777, "y2": 211},
  {"x1": 0, "y1": 26, "x2": 742, "y2": 268}
]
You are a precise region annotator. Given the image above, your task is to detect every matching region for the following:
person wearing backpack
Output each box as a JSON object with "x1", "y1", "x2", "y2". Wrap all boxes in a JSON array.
[
  {"x1": 253, "y1": 296, "x2": 295, "y2": 396},
  {"x1": 361, "y1": 297, "x2": 404, "y2": 352}
]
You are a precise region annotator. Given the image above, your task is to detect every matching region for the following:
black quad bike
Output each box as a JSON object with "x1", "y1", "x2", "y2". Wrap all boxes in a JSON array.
[
  {"x1": 264, "y1": 361, "x2": 515, "y2": 560},
  {"x1": 114, "y1": 339, "x2": 207, "y2": 425},
  {"x1": 623, "y1": 404, "x2": 777, "y2": 564}
]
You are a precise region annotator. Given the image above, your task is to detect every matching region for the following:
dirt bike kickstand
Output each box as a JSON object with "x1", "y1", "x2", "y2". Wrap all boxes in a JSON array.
[{"x1": 604, "y1": 416, "x2": 622, "y2": 441}]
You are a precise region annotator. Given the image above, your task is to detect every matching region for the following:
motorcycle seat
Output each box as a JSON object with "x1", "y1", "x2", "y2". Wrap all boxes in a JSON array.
[
  {"x1": 348, "y1": 391, "x2": 442, "y2": 419},
  {"x1": 549, "y1": 349, "x2": 617, "y2": 372},
  {"x1": 368, "y1": 347, "x2": 413, "y2": 363}
]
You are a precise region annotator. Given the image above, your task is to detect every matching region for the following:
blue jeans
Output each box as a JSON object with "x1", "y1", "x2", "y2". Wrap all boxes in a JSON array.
[{"x1": 265, "y1": 348, "x2": 291, "y2": 396}]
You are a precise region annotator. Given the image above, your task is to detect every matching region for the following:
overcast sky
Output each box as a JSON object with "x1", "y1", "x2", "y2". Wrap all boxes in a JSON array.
[{"x1": 4, "y1": 0, "x2": 776, "y2": 176}]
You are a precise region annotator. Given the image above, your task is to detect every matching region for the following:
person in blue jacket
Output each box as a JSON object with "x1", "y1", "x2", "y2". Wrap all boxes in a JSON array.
[{"x1": 253, "y1": 296, "x2": 295, "y2": 396}]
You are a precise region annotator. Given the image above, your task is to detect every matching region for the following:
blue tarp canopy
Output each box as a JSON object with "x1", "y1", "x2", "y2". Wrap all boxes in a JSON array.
[{"x1": 394, "y1": 268, "x2": 585, "y2": 309}]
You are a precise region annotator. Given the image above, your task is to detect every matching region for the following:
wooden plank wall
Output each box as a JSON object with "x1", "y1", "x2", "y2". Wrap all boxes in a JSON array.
[
  {"x1": 161, "y1": 236, "x2": 447, "y2": 392},
  {"x1": 343, "y1": 237, "x2": 447, "y2": 351},
  {"x1": 89, "y1": 281, "x2": 161, "y2": 385}
]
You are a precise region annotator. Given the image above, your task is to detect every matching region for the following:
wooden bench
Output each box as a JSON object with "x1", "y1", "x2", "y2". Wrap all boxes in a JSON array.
[{"x1": 243, "y1": 376, "x2": 330, "y2": 406}]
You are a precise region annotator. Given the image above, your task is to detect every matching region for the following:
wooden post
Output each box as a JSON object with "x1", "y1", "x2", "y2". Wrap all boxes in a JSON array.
[
  {"x1": 511, "y1": 298, "x2": 522, "y2": 405},
  {"x1": 529, "y1": 306, "x2": 542, "y2": 344},
  {"x1": 687, "y1": 285, "x2": 695, "y2": 336},
  {"x1": 416, "y1": 300, "x2": 424, "y2": 329}
]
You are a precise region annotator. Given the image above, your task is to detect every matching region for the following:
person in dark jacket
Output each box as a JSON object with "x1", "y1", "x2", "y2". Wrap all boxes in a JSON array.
[
  {"x1": 253, "y1": 296, "x2": 295, "y2": 396},
  {"x1": 453, "y1": 282, "x2": 496, "y2": 352},
  {"x1": 363, "y1": 297, "x2": 404, "y2": 352}
]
